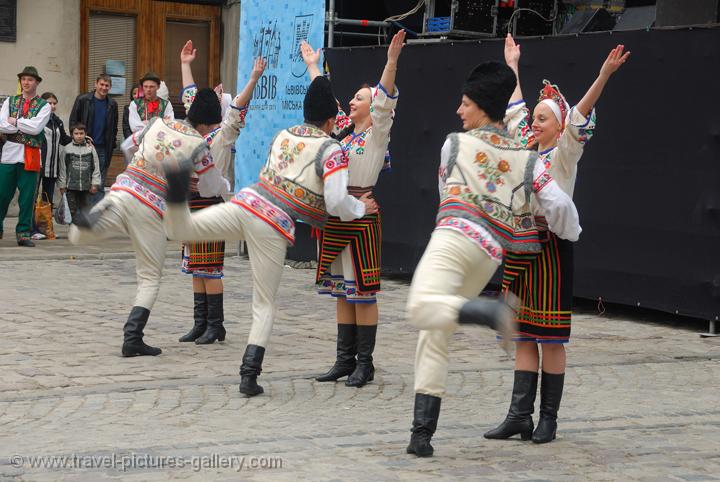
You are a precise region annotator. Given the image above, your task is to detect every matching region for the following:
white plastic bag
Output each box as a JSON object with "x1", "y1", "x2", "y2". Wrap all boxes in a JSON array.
[{"x1": 54, "y1": 193, "x2": 73, "y2": 225}]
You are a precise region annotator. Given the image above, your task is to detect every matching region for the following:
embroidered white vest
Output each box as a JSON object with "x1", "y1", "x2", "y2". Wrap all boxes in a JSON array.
[
  {"x1": 253, "y1": 124, "x2": 339, "y2": 228},
  {"x1": 438, "y1": 127, "x2": 541, "y2": 253}
]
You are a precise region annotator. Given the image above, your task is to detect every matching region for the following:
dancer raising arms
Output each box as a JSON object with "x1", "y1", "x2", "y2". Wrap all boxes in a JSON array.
[
  {"x1": 162, "y1": 76, "x2": 377, "y2": 397},
  {"x1": 484, "y1": 35, "x2": 630, "y2": 444},
  {"x1": 406, "y1": 61, "x2": 581, "y2": 458},
  {"x1": 177, "y1": 40, "x2": 266, "y2": 345},
  {"x1": 300, "y1": 29, "x2": 405, "y2": 388}
]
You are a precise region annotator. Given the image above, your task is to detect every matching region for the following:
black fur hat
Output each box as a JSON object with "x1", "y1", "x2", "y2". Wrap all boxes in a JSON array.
[
  {"x1": 462, "y1": 61, "x2": 517, "y2": 122},
  {"x1": 304, "y1": 76, "x2": 338, "y2": 123},
  {"x1": 187, "y1": 87, "x2": 222, "y2": 125}
]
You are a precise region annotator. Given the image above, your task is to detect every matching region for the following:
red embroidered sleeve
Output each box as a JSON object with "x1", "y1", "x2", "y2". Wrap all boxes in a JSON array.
[
  {"x1": 322, "y1": 149, "x2": 349, "y2": 179},
  {"x1": 533, "y1": 170, "x2": 553, "y2": 193}
]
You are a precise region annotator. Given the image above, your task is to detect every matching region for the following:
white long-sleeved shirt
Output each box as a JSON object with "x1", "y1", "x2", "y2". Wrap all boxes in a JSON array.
[
  {"x1": 437, "y1": 138, "x2": 581, "y2": 263},
  {"x1": 334, "y1": 83, "x2": 398, "y2": 188},
  {"x1": 0, "y1": 97, "x2": 52, "y2": 164},
  {"x1": 128, "y1": 99, "x2": 175, "y2": 134}
]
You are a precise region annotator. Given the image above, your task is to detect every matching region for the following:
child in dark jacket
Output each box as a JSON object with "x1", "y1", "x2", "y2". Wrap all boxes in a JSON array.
[{"x1": 58, "y1": 123, "x2": 100, "y2": 219}]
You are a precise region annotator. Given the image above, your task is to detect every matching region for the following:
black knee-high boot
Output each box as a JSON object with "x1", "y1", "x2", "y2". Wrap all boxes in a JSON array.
[
  {"x1": 484, "y1": 370, "x2": 538, "y2": 440},
  {"x1": 122, "y1": 306, "x2": 162, "y2": 357},
  {"x1": 239, "y1": 344, "x2": 265, "y2": 397},
  {"x1": 532, "y1": 372, "x2": 564, "y2": 443},
  {"x1": 345, "y1": 324, "x2": 376, "y2": 387},
  {"x1": 179, "y1": 292, "x2": 207, "y2": 342},
  {"x1": 406, "y1": 393, "x2": 442, "y2": 457},
  {"x1": 316, "y1": 323, "x2": 357, "y2": 382},
  {"x1": 196, "y1": 293, "x2": 226, "y2": 344}
]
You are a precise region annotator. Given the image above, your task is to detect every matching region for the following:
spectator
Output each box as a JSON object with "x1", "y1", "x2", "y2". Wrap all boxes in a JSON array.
[
  {"x1": 0, "y1": 66, "x2": 52, "y2": 247},
  {"x1": 69, "y1": 73, "x2": 119, "y2": 203},
  {"x1": 127, "y1": 72, "x2": 174, "y2": 134},
  {"x1": 40, "y1": 92, "x2": 71, "y2": 207},
  {"x1": 58, "y1": 123, "x2": 100, "y2": 220},
  {"x1": 122, "y1": 85, "x2": 139, "y2": 140}
]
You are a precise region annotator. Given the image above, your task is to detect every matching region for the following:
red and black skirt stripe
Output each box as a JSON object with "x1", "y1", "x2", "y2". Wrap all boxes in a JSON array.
[
  {"x1": 502, "y1": 230, "x2": 574, "y2": 343},
  {"x1": 181, "y1": 191, "x2": 226, "y2": 278}
]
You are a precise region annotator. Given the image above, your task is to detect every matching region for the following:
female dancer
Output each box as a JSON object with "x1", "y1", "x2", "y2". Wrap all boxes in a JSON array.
[
  {"x1": 485, "y1": 34, "x2": 630, "y2": 444},
  {"x1": 300, "y1": 30, "x2": 405, "y2": 387},
  {"x1": 177, "y1": 40, "x2": 266, "y2": 344}
]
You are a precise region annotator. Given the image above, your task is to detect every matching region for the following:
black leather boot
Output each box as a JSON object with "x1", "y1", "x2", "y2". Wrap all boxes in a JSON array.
[
  {"x1": 316, "y1": 323, "x2": 357, "y2": 382},
  {"x1": 458, "y1": 294, "x2": 517, "y2": 353},
  {"x1": 406, "y1": 393, "x2": 442, "y2": 457},
  {"x1": 195, "y1": 293, "x2": 226, "y2": 344},
  {"x1": 484, "y1": 370, "x2": 538, "y2": 440},
  {"x1": 121, "y1": 306, "x2": 162, "y2": 357},
  {"x1": 532, "y1": 372, "x2": 565, "y2": 444},
  {"x1": 239, "y1": 344, "x2": 265, "y2": 397},
  {"x1": 179, "y1": 292, "x2": 208, "y2": 342},
  {"x1": 164, "y1": 168, "x2": 191, "y2": 204},
  {"x1": 345, "y1": 324, "x2": 376, "y2": 387}
]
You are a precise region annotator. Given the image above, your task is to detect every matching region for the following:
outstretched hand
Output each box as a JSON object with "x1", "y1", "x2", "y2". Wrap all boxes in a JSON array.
[
  {"x1": 600, "y1": 44, "x2": 630, "y2": 78},
  {"x1": 387, "y1": 29, "x2": 406, "y2": 64},
  {"x1": 504, "y1": 33, "x2": 521, "y2": 68},
  {"x1": 300, "y1": 40, "x2": 321, "y2": 67},
  {"x1": 250, "y1": 57, "x2": 267, "y2": 81},
  {"x1": 181, "y1": 40, "x2": 197, "y2": 64}
]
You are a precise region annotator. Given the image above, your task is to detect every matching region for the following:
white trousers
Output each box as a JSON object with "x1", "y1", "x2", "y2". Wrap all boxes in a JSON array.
[
  {"x1": 68, "y1": 190, "x2": 167, "y2": 310},
  {"x1": 407, "y1": 228, "x2": 500, "y2": 397},
  {"x1": 165, "y1": 202, "x2": 288, "y2": 348}
]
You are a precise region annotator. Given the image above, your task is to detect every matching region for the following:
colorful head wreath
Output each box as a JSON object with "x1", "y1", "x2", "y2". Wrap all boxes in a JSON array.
[{"x1": 538, "y1": 80, "x2": 569, "y2": 130}]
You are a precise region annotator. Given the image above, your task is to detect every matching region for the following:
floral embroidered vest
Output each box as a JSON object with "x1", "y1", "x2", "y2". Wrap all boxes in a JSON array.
[
  {"x1": 253, "y1": 124, "x2": 338, "y2": 228},
  {"x1": 133, "y1": 97, "x2": 169, "y2": 122},
  {"x1": 113, "y1": 118, "x2": 207, "y2": 215},
  {"x1": 8, "y1": 95, "x2": 47, "y2": 148},
  {"x1": 437, "y1": 126, "x2": 541, "y2": 253}
]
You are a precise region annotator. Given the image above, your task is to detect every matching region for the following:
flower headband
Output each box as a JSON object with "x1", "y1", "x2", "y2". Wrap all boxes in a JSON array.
[{"x1": 538, "y1": 80, "x2": 569, "y2": 129}]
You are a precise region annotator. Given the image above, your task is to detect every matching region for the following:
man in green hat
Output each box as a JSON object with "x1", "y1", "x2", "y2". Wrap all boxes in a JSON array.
[
  {"x1": 128, "y1": 71, "x2": 174, "y2": 134},
  {"x1": 0, "y1": 66, "x2": 52, "y2": 247}
]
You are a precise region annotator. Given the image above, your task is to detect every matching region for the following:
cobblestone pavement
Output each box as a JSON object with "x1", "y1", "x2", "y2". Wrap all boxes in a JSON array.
[{"x1": 1, "y1": 222, "x2": 719, "y2": 481}]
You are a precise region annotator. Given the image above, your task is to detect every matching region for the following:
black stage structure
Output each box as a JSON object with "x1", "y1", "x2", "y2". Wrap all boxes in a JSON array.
[{"x1": 288, "y1": 26, "x2": 720, "y2": 323}]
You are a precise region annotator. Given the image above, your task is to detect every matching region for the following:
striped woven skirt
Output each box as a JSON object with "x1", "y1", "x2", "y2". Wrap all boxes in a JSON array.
[
  {"x1": 181, "y1": 192, "x2": 225, "y2": 279},
  {"x1": 502, "y1": 229, "x2": 574, "y2": 343},
  {"x1": 316, "y1": 211, "x2": 382, "y2": 303}
]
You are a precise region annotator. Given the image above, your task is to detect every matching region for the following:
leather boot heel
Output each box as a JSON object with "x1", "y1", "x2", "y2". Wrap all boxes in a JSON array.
[
  {"x1": 484, "y1": 371, "x2": 538, "y2": 440},
  {"x1": 316, "y1": 324, "x2": 357, "y2": 382}
]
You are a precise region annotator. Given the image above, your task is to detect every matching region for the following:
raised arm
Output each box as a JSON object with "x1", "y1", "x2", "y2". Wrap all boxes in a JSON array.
[
  {"x1": 300, "y1": 40, "x2": 322, "y2": 81},
  {"x1": 378, "y1": 29, "x2": 405, "y2": 96},
  {"x1": 576, "y1": 44, "x2": 630, "y2": 118},
  {"x1": 234, "y1": 57, "x2": 267, "y2": 108},
  {"x1": 504, "y1": 34, "x2": 523, "y2": 104},
  {"x1": 180, "y1": 40, "x2": 197, "y2": 89}
]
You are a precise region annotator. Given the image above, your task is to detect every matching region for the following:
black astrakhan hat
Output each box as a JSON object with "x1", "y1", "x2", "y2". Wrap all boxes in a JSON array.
[
  {"x1": 304, "y1": 76, "x2": 338, "y2": 123},
  {"x1": 187, "y1": 87, "x2": 222, "y2": 125},
  {"x1": 462, "y1": 61, "x2": 517, "y2": 122}
]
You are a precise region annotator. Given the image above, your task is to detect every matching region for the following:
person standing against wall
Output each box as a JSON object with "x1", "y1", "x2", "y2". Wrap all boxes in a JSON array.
[
  {"x1": 0, "y1": 66, "x2": 52, "y2": 247},
  {"x1": 69, "y1": 73, "x2": 119, "y2": 203}
]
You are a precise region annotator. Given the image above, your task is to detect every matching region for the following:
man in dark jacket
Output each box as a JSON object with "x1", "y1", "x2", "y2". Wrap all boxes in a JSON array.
[{"x1": 69, "y1": 73, "x2": 118, "y2": 201}]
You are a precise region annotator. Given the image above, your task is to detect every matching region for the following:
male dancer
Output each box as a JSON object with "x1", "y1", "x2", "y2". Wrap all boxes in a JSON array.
[
  {"x1": 69, "y1": 92, "x2": 228, "y2": 357},
  {"x1": 405, "y1": 62, "x2": 582, "y2": 457},
  {"x1": 162, "y1": 76, "x2": 378, "y2": 397}
]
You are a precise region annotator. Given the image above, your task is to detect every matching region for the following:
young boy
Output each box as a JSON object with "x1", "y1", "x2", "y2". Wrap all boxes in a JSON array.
[{"x1": 58, "y1": 123, "x2": 100, "y2": 219}]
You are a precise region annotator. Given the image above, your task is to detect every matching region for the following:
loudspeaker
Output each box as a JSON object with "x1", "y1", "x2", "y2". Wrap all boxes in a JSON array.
[
  {"x1": 560, "y1": 8, "x2": 617, "y2": 34},
  {"x1": 614, "y1": 5, "x2": 656, "y2": 30},
  {"x1": 656, "y1": 0, "x2": 720, "y2": 27}
]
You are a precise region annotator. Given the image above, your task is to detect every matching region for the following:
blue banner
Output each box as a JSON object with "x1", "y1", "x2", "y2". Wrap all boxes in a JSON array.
[{"x1": 235, "y1": 0, "x2": 325, "y2": 189}]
